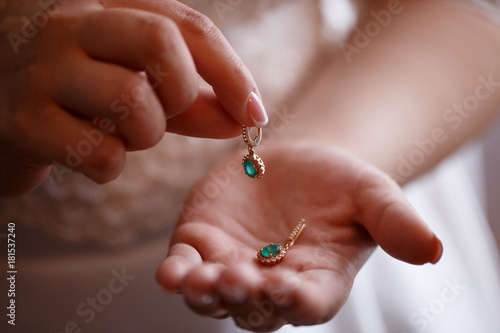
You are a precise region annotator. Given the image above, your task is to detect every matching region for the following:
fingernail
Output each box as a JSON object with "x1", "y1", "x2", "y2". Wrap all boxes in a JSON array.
[
  {"x1": 247, "y1": 91, "x2": 268, "y2": 127},
  {"x1": 430, "y1": 237, "x2": 443, "y2": 264},
  {"x1": 190, "y1": 293, "x2": 214, "y2": 306}
]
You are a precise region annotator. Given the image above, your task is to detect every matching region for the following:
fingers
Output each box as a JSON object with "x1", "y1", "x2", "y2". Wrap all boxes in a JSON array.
[
  {"x1": 156, "y1": 243, "x2": 203, "y2": 293},
  {"x1": 166, "y1": 88, "x2": 242, "y2": 139},
  {"x1": 157, "y1": 257, "x2": 286, "y2": 331},
  {"x1": 53, "y1": 57, "x2": 165, "y2": 151},
  {"x1": 275, "y1": 270, "x2": 347, "y2": 326},
  {"x1": 157, "y1": 258, "x2": 345, "y2": 331},
  {"x1": 217, "y1": 264, "x2": 262, "y2": 305},
  {"x1": 76, "y1": 7, "x2": 198, "y2": 118},
  {"x1": 216, "y1": 266, "x2": 343, "y2": 331},
  {"x1": 217, "y1": 265, "x2": 289, "y2": 332},
  {"x1": 157, "y1": 244, "x2": 229, "y2": 318},
  {"x1": 13, "y1": 103, "x2": 126, "y2": 184},
  {"x1": 172, "y1": 3, "x2": 267, "y2": 126},
  {"x1": 182, "y1": 264, "x2": 229, "y2": 318},
  {"x1": 357, "y1": 168, "x2": 443, "y2": 265},
  {"x1": 225, "y1": 268, "x2": 345, "y2": 329},
  {"x1": 204, "y1": 263, "x2": 289, "y2": 332},
  {"x1": 104, "y1": 0, "x2": 268, "y2": 127}
]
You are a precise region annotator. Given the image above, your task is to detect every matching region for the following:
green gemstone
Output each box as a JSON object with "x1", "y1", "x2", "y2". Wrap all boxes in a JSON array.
[
  {"x1": 261, "y1": 244, "x2": 281, "y2": 258},
  {"x1": 244, "y1": 160, "x2": 258, "y2": 178}
]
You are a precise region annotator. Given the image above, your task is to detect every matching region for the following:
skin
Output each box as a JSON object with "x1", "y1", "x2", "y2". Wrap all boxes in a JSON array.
[
  {"x1": 290, "y1": 0, "x2": 500, "y2": 180},
  {"x1": 0, "y1": 0, "x2": 253, "y2": 196},
  {"x1": 157, "y1": 144, "x2": 442, "y2": 331},
  {"x1": 157, "y1": 0, "x2": 500, "y2": 331}
]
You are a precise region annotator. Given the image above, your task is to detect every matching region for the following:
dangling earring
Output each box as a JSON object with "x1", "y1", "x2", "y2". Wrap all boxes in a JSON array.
[{"x1": 242, "y1": 125, "x2": 265, "y2": 179}]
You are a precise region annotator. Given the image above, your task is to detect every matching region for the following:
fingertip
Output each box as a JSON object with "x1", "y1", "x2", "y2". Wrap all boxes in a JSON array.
[
  {"x1": 247, "y1": 91, "x2": 269, "y2": 128},
  {"x1": 217, "y1": 263, "x2": 262, "y2": 304},
  {"x1": 82, "y1": 136, "x2": 127, "y2": 184},
  {"x1": 156, "y1": 243, "x2": 203, "y2": 292},
  {"x1": 375, "y1": 202, "x2": 439, "y2": 265},
  {"x1": 430, "y1": 236, "x2": 443, "y2": 264},
  {"x1": 263, "y1": 269, "x2": 302, "y2": 309},
  {"x1": 183, "y1": 264, "x2": 224, "y2": 290},
  {"x1": 357, "y1": 170, "x2": 440, "y2": 265},
  {"x1": 182, "y1": 264, "x2": 227, "y2": 316},
  {"x1": 156, "y1": 256, "x2": 191, "y2": 293}
]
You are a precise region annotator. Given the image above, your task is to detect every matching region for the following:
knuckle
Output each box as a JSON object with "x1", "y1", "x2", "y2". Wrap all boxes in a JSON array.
[
  {"x1": 86, "y1": 138, "x2": 125, "y2": 183},
  {"x1": 146, "y1": 119, "x2": 166, "y2": 147},
  {"x1": 115, "y1": 73, "x2": 150, "y2": 111},
  {"x1": 140, "y1": 15, "x2": 181, "y2": 54},
  {"x1": 123, "y1": 71, "x2": 148, "y2": 91},
  {"x1": 228, "y1": 58, "x2": 250, "y2": 82},
  {"x1": 161, "y1": 75, "x2": 198, "y2": 118},
  {"x1": 179, "y1": 8, "x2": 219, "y2": 39},
  {"x1": 170, "y1": 79, "x2": 198, "y2": 115},
  {"x1": 128, "y1": 121, "x2": 165, "y2": 151}
]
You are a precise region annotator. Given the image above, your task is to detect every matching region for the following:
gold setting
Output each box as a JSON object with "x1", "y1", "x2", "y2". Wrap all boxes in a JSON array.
[
  {"x1": 242, "y1": 125, "x2": 265, "y2": 179},
  {"x1": 257, "y1": 219, "x2": 306, "y2": 266},
  {"x1": 257, "y1": 245, "x2": 287, "y2": 266},
  {"x1": 242, "y1": 151, "x2": 265, "y2": 179}
]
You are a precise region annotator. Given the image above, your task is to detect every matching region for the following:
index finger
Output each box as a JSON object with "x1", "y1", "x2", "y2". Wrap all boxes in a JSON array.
[{"x1": 105, "y1": 0, "x2": 268, "y2": 127}]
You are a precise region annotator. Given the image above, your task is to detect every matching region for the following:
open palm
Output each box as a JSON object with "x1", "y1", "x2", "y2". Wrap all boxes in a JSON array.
[{"x1": 156, "y1": 143, "x2": 442, "y2": 332}]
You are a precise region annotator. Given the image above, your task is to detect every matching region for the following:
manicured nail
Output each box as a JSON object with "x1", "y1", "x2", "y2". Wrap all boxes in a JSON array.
[
  {"x1": 430, "y1": 237, "x2": 443, "y2": 264},
  {"x1": 247, "y1": 91, "x2": 268, "y2": 127}
]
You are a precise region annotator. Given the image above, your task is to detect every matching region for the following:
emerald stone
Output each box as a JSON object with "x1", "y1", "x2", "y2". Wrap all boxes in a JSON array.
[
  {"x1": 244, "y1": 160, "x2": 258, "y2": 178},
  {"x1": 261, "y1": 244, "x2": 281, "y2": 258}
]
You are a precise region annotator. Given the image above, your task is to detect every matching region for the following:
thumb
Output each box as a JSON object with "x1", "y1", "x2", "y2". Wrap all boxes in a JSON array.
[
  {"x1": 356, "y1": 169, "x2": 443, "y2": 265},
  {"x1": 166, "y1": 87, "x2": 241, "y2": 139}
]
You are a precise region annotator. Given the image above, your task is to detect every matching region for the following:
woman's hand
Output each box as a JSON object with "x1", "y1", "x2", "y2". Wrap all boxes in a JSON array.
[
  {"x1": 156, "y1": 143, "x2": 442, "y2": 332},
  {"x1": 0, "y1": 0, "x2": 263, "y2": 196}
]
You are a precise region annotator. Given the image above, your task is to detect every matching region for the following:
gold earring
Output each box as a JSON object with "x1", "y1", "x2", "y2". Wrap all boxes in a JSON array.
[
  {"x1": 257, "y1": 219, "x2": 306, "y2": 265},
  {"x1": 242, "y1": 125, "x2": 265, "y2": 179}
]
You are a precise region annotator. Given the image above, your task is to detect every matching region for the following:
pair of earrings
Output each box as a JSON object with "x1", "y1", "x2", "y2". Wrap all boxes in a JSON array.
[{"x1": 240, "y1": 126, "x2": 307, "y2": 266}]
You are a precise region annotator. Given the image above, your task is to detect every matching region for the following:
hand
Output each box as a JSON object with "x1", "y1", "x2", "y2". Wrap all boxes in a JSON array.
[
  {"x1": 0, "y1": 0, "x2": 261, "y2": 196},
  {"x1": 156, "y1": 143, "x2": 442, "y2": 332}
]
